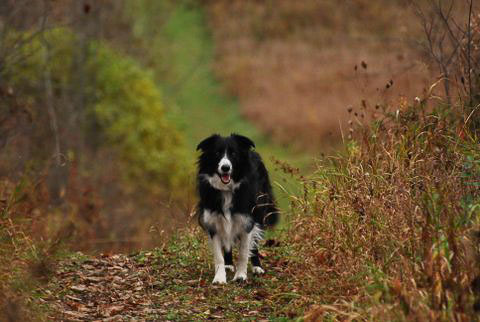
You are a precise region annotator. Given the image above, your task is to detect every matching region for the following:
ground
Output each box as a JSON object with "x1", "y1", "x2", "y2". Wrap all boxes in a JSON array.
[{"x1": 38, "y1": 229, "x2": 310, "y2": 321}]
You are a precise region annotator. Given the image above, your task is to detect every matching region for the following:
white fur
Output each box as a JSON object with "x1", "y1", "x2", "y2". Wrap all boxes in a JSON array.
[
  {"x1": 222, "y1": 191, "x2": 233, "y2": 215},
  {"x1": 201, "y1": 200, "x2": 264, "y2": 283},
  {"x1": 200, "y1": 208, "x2": 255, "y2": 252},
  {"x1": 248, "y1": 224, "x2": 264, "y2": 257},
  {"x1": 233, "y1": 231, "x2": 251, "y2": 281},
  {"x1": 232, "y1": 225, "x2": 264, "y2": 281},
  {"x1": 210, "y1": 236, "x2": 226, "y2": 284},
  {"x1": 252, "y1": 266, "x2": 265, "y2": 274},
  {"x1": 218, "y1": 153, "x2": 232, "y2": 174}
]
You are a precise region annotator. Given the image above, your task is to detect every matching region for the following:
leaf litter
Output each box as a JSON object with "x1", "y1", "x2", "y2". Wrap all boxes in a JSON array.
[{"x1": 36, "y1": 234, "x2": 309, "y2": 321}]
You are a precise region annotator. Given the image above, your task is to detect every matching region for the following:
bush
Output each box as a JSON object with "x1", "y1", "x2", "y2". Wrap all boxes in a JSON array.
[
  {"x1": 290, "y1": 99, "x2": 480, "y2": 319},
  {"x1": 3, "y1": 27, "x2": 191, "y2": 195},
  {"x1": 91, "y1": 43, "x2": 191, "y2": 194},
  {"x1": 0, "y1": 27, "x2": 192, "y2": 272}
]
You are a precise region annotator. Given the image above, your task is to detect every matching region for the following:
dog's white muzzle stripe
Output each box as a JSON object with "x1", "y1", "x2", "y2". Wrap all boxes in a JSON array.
[{"x1": 218, "y1": 153, "x2": 232, "y2": 174}]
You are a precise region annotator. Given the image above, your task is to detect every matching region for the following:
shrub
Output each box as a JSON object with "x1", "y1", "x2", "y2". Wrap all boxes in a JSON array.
[
  {"x1": 291, "y1": 98, "x2": 480, "y2": 319},
  {"x1": 3, "y1": 27, "x2": 190, "y2": 196},
  {"x1": 0, "y1": 27, "x2": 192, "y2": 264},
  {"x1": 91, "y1": 43, "x2": 191, "y2": 194}
]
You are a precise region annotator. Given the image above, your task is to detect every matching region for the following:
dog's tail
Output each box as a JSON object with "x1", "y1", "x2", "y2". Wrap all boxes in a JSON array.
[
  {"x1": 255, "y1": 156, "x2": 280, "y2": 228},
  {"x1": 254, "y1": 192, "x2": 279, "y2": 228},
  {"x1": 264, "y1": 205, "x2": 279, "y2": 227}
]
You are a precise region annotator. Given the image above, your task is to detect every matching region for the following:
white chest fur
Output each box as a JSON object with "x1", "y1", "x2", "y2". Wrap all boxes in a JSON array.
[
  {"x1": 222, "y1": 191, "x2": 233, "y2": 214},
  {"x1": 201, "y1": 191, "x2": 249, "y2": 250}
]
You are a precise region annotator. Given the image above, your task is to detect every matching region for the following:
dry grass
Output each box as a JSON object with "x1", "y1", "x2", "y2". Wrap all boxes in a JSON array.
[
  {"x1": 285, "y1": 94, "x2": 480, "y2": 319},
  {"x1": 206, "y1": 0, "x2": 434, "y2": 149},
  {"x1": 0, "y1": 177, "x2": 56, "y2": 321}
]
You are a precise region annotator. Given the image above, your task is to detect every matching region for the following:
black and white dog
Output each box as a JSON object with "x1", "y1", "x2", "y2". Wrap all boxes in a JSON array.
[{"x1": 196, "y1": 134, "x2": 279, "y2": 284}]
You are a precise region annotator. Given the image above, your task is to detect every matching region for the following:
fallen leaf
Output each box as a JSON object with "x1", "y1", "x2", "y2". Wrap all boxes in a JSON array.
[
  {"x1": 62, "y1": 310, "x2": 87, "y2": 318},
  {"x1": 65, "y1": 295, "x2": 82, "y2": 302},
  {"x1": 102, "y1": 305, "x2": 125, "y2": 317},
  {"x1": 70, "y1": 285, "x2": 87, "y2": 292},
  {"x1": 85, "y1": 276, "x2": 103, "y2": 282}
]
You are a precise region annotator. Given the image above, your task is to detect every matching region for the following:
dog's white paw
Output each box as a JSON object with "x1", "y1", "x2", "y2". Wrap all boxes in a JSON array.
[
  {"x1": 233, "y1": 271, "x2": 247, "y2": 282},
  {"x1": 212, "y1": 266, "x2": 227, "y2": 284},
  {"x1": 212, "y1": 274, "x2": 227, "y2": 284},
  {"x1": 252, "y1": 266, "x2": 265, "y2": 275},
  {"x1": 225, "y1": 265, "x2": 235, "y2": 272}
]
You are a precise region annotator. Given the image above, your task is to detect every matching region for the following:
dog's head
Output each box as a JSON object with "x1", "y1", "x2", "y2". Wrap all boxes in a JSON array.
[{"x1": 196, "y1": 133, "x2": 255, "y2": 190}]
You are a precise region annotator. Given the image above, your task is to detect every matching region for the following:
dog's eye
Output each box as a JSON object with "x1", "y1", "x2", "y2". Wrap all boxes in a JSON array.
[
  {"x1": 231, "y1": 151, "x2": 236, "y2": 157},
  {"x1": 215, "y1": 151, "x2": 221, "y2": 157}
]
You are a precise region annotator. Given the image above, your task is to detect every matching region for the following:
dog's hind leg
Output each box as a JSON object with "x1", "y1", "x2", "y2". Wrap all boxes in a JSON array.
[
  {"x1": 223, "y1": 248, "x2": 235, "y2": 272},
  {"x1": 250, "y1": 247, "x2": 265, "y2": 274},
  {"x1": 210, "y1": 235, "x2": 227, "y2": 284}
]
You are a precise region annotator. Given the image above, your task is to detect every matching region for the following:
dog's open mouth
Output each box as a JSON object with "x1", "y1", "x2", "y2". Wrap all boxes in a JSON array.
[{"x1": 220, "y1": 174, "x2": 231, "y2": 184}]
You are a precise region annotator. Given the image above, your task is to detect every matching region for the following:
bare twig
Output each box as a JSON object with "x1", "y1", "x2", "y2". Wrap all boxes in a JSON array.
[{"x1": 413, "y1": 0, "x2": 477, "y2": 107}]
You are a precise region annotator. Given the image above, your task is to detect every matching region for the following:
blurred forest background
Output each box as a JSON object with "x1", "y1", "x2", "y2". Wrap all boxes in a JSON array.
[
  {"x1": 2, "y1": 0, "x2": 480, "y2": 319},
  {"x1": 0, "y1": 0, "x2": 440, "y2": 252},
  {"x1": 0, "y1": 0, "x2": 475, "y2": 256}
]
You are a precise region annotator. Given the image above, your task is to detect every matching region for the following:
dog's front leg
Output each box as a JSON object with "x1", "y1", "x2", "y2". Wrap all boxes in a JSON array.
[
  {"x1": 210, "y1": 235, "x2": 227, "y2": 284},
  {"x1": 233, "y1": 232, "x2": 251, "y2": 281}
]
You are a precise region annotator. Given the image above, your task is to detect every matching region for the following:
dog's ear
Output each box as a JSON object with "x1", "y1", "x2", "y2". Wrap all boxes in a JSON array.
[
  {"x1": 231, "y1": 133, "x2": 255, "y2": 150},
  {"x1": 196, "y1": 134, "x2": 220, "y2": 151}
]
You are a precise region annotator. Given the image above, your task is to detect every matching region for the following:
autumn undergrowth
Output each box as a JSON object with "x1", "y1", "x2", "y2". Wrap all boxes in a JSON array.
[
  {"x1": 288, "y1": 97, "x2": 480, "y2": 320},
  {"x1": 4, "y1": 2, "x2": 480, "y2": 321},
  {"x1": 0, "y1": 175, "x2": 68, "y2": 321},
  {"x1": 12, "y1": 96, "x2": 480, "y2": 321},
  {"x1": 153, "y1": 97, "x2": 480, "y2": 320},
  {"x1": 19, "y1": 95, "x2": 480, "y2": 320}
]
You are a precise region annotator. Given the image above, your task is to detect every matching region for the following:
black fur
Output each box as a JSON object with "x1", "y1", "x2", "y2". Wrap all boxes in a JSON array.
[
  {"x1": 196, "y1": 134, "x2": 278, "y2": 227},
  {"x1": 196, "y1": 133, "x2": 279, "y2": 274}
]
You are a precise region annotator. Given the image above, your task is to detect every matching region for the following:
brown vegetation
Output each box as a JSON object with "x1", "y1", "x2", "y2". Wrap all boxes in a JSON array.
[
  {"x1": 206, "y1": 0, "x2": 434, "y2": 149},
  {"x1": 288, "y1": 94, "x2": 480, "y2": 319},
  {"x1": 2, "y1": 0, "x2": 480, "y2": 320}
]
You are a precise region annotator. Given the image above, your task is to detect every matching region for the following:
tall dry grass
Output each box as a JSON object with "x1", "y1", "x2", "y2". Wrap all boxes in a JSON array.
[{"x1": 285, "y1": 93, "x2": 480, "y2": 319}]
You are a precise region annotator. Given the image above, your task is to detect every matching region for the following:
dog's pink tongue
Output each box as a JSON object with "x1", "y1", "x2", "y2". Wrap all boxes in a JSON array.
[{"x1": 221, "y1": 174, "x2": 230, "y2": 183}]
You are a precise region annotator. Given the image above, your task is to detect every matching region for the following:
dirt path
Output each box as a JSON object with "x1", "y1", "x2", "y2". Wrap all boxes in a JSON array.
[
  {"x1": 39, "y1": 233, "x2": 307, "y2": 321},
  {"x1": 43, "y1": 254, "x2": 160, "y2": 320}
]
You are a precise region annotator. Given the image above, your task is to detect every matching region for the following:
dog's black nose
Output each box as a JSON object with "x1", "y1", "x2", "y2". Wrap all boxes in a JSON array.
[{"x1": 221, "y1": 165, "x2": 231, "y2": 172}]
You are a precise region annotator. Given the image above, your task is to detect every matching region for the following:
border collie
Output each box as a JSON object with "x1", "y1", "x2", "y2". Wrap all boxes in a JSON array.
[{"x1": 196, "y1": 134, "x2": 279, "y2": 284}]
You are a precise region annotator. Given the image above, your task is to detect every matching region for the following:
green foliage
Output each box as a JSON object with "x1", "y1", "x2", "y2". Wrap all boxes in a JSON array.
[
  {"x1": 5, "y1": 27, "x2": 191, "y2": 195},
  {"x1": 91, "y1": 44, "x2": 191, "y2": 193},
  {"x1": 5, "y1": 28, "x2": 73, "y2": 88}
]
